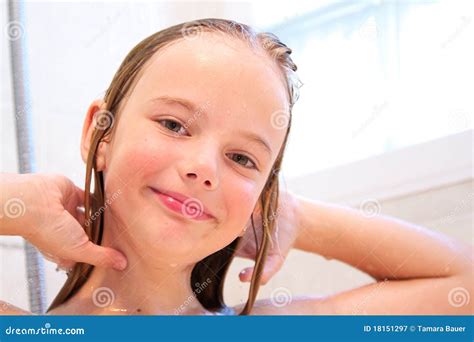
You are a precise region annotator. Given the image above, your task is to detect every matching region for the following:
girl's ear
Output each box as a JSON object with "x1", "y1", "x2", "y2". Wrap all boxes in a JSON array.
[{"x1": 80, "y1": 99, "x2": 109, "y2": 171}]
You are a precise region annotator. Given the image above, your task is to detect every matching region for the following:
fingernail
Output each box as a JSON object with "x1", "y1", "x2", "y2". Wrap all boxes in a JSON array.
[{"x1": 240, "y1": 269, "x2": 252, "y2": 282}]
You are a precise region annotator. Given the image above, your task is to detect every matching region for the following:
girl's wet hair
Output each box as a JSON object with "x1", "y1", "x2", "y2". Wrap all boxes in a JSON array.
[{"x1": 47, "y1": 18, "x2": 300, "y2": 315}]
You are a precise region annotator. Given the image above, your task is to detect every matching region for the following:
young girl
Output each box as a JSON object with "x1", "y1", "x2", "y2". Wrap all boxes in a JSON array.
[{"x1": 1, "y1": 19, "x2": 472, "y2": 316}]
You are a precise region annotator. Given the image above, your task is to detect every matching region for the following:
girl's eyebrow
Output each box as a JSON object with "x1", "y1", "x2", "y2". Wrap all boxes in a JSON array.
[
  {"x1": 148, "y1": 95, "x2": 197, "y2": 114},
  {"x1": 147, "y1": 95, "x2": 273, "y2": 156},
  {"x1": 234, "y1": 129, "x2": 273, "y2": 156}
]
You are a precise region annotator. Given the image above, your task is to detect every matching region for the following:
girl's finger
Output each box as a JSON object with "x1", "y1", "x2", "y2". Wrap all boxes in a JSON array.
[
  {"x1": 73, "y1": 185, "x2": 85, "y2": 207},
  {"x1": 239, "y1": 256, "x2": 283, "y2": 284},
  {"x1": 260, "y1": 256, "x2": 284, "y2": 284},
  {"x1": 63, "y1": 184, "x2": 85, "y2": 217},
  {"x1": 74, "y1": 206, "x2": 86, "y2": 228},
  {"x1": 238, "y1": 267, "x2": 270, "y2": 285},
  {"x1": 239, "y1": 267, "x2": 253, "y2": 282},
  {"x1": 39, "y1": 249, "x2": 60, "y2": 264},
  {"x1": 56, "y1": 259, "x2": 76, "y2": 270},
  {"x1": 75, "y1": 241, "x2": 128, "y2": 271}
]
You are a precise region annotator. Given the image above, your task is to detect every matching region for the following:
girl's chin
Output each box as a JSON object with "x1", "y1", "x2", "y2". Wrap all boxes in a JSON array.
[{"x1": 141, "y1": 227, "x2": 196, "y2": 253}]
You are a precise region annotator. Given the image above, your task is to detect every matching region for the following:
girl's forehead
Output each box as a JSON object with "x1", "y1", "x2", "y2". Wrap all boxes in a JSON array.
[{"x1": 135, "y1": 35, "x2": 289, "y2": 113}]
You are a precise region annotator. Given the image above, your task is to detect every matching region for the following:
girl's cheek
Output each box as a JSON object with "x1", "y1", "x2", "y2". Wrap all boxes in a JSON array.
[
  {"x1": 115, "y1": 136, "x2": 179, "y2": 178},
  {"x1": 226, "y1": 180, "x2": 260, "y2": 226}
]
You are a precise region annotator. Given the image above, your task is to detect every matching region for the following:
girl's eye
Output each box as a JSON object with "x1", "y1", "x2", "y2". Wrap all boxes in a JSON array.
[
  {"x1": 157, "y1": 120, "x2": 257, "y2": 170},
  {"x1": 227, "y1": 153, "x2": 257, "y2": 170},
  {"x1": 157, "y1": 119, "x2": 188, "y2": 136}
]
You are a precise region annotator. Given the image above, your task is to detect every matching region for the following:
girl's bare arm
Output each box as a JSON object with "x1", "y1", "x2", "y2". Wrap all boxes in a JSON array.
[
  {"x1": 294, "y1": 196, "x2": 473, "y2": 314},
  {"x1": 244, "y1": 194, "x2": 473, "y2": 315}
]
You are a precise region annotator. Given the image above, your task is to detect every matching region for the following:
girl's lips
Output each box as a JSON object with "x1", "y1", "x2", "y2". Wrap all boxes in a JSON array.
[{"x1": 149, "y1": 187, "x2": 214, "y2": 221}]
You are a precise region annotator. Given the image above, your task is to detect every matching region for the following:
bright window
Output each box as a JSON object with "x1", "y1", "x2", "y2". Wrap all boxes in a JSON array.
[{"x1": 257, "y1": 1, "x2": 473, "y2": 178}]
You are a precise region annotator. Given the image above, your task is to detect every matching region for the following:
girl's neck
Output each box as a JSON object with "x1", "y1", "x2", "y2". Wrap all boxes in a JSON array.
[
  {"x1": 51, "y1": 261, "x2": 209, "y2": 315},
  {"x1": 52, "y1": 219, "x2": 209, "y2": 315}
]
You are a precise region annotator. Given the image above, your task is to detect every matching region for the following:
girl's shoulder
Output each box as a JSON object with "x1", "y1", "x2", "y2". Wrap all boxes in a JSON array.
[{"x1": 231, "y1": 295, "x2": 335, "y2": 315}]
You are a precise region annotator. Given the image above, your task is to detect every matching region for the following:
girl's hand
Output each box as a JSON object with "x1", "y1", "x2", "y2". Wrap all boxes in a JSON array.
[
  {"x1": 235, "y1": 189, "x2": 300, "y2": 285},
  {"x1": 5, "y1": 173, "x2": 127, "y2": 271}
]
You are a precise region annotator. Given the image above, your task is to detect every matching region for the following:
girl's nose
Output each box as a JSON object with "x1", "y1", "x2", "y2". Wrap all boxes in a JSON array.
[
  {"x1": 181, "y1": 150, "x2": 219, "y2": 190},
  {"x1": 185, "y1": 171, "x2": 217, "y2": 190}
]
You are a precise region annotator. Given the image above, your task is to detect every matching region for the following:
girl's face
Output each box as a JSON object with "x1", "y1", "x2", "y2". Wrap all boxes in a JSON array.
[{"x1": 82, "y1": 34, "x2": 289, "y2": 265}]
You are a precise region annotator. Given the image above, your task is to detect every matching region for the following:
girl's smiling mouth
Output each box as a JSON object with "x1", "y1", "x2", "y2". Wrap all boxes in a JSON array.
[{"x1": 149, "y1": 186, "x2": 215, "y2": 221}]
